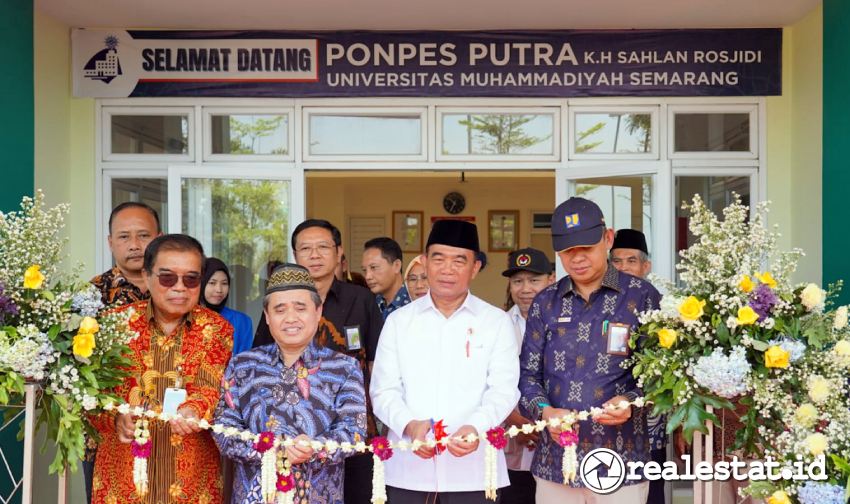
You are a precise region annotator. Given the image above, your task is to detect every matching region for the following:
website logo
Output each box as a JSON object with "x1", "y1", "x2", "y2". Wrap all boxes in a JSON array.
[{"x1": 579, "y1": 448, "x2": 626, "y2": 494}]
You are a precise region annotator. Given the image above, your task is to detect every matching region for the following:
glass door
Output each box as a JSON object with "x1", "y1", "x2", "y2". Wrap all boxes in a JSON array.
[{"x1": 168, "y1": 164, "x2": 304, "y2": 331}]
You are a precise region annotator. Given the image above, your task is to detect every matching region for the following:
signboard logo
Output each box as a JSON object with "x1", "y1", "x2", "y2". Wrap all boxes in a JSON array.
[{"x1": 83, "y1": 35, "x2": 122, "y2": 83}]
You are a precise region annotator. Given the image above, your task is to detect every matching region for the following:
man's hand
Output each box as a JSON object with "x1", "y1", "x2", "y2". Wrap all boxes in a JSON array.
[
  {"x1": 404, "y1": 419, "x2": 435, "y2": 459},
  {"x1": 542, "y1": 406, "x2": 577, "y2": 444},
  {"x1": 170, "y1": 407, "x2": 203, "y2": 436},
  {"x1": 593, "y1": 395, "x2": 632, "y2": 426},
  {"x1": 447, "y1": 425, "x2": 479, "y2": 458},
  {"x1": 115, "y1": 413, "x2": 135, "y2": 444},
  {"x1": 286, "y1": 434, "x2": 315, "y2": 465}
]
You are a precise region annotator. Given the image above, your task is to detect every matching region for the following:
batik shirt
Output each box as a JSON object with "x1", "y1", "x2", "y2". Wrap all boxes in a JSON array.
[
  {"x1": 376, "y1": 285, "x2": 411, "y2": 320},
  {"x1": 91, "y1": 266, "x2": 148, "y2": 308},
  {"x1": 214, "y1": 341, "x2": 367, "y2": 504},
  {"x1": 518, "y1": 265, "x2": 660, "y2": 487},
  {"x1": 91, "y1": 301, "x2": 232, "y2": 504}
]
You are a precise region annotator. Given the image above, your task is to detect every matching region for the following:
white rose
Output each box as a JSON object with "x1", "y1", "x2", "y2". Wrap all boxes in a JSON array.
[
  {"x1": 834, "y1": 306, "x2": 848, "y2": 330},
  {"x1": 800, "y1": 283, "x2": 825, "y2": 312}
]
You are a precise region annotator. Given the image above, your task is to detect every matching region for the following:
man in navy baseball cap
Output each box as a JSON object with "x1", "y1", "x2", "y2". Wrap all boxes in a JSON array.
[{"x1": 550, "y1": 196, "x2": 607, "y2": 252}]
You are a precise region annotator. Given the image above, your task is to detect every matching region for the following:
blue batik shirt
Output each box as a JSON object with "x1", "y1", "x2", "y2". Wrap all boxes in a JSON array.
[
  {"x1": 213, "y1": 341, "x2": 367, "y2": 504},
  {"x1": 376, "y1": 284, "x2": 411, "y2": 320},
  {"x1": 518, "y1": 265, "x2": 661, "y2": 487}
]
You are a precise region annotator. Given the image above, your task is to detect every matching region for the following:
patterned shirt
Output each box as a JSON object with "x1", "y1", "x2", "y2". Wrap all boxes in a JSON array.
[
  {"x1": 90, "y1": 266, "x2": 148, "y2": 308},
  {"x1": 91, "y1": 301, "x2": 233, "y2": 504},
  {"x1": 213, "y1": 341, "x2": 367, "y2": 504},
  {"x1": 376, "y1": 285, "x2": 411, "y2": 320},
  {"x1": 518, "y1": 265, "x2": 660, "y2": 487}
]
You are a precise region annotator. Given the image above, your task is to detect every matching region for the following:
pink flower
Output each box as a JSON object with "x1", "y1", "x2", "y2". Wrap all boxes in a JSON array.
[
  {"x1": 130, "y1": 439, "x2": 151, "y2": 459},
  {"x1": 558, "y1": 429, "x2": 579, "y2": 448},
  {"x1": 276, "y1": 472, "x2": 295, "y2": 493},
  {"x1": 253, "y1": 431, "x2": 275, "y2": 453},
  {"x1": 370, "y1": 436, "x2": 394, "y2": 461},
  {"x1": 485, "y1": 427, "x2": 508, "y2": 450}
]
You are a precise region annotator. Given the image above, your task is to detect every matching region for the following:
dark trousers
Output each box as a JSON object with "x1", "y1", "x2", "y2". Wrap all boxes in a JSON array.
[
  {"x1": 83, "y1": 458, "x2": 94, "y2": 503},
  {"x1": 500, "y1": 470, "x2": 535, "y2": 504},
  {"x1": 646, "y1": 448, "x2": 667, "y2": 504},
  {"x1": 387, "y1": 486, "x2": 498, "y2": 504},
  {"x1": 344, "y1": 452, "x2": 375, "y2": 504}
]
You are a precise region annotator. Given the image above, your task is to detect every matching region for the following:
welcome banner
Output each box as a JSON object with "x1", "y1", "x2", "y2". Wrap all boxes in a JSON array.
[{"x1": 72, "y1": 29, "x2": 781, "y2": 98}]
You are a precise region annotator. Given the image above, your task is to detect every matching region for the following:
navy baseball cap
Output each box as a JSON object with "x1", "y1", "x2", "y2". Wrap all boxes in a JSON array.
[
  {"x1": 502, "y1": 248, "x2": 553, "y2": 277},
  {"x1": 551, "y1": 197, "x2": 606, "y2": 252}
]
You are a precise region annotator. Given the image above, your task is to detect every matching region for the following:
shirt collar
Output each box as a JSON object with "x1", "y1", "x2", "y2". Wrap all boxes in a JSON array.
[
  {"x1": 272, "y1": 338, "x2": 321, "y2": 368},
  {"x1": 377, "y1": 284, "x2": 411, "y2": 309},
  {"x1": 507, "y1": 303, "x2": 523, "y2": 322},
  {"x1": 418, "y1": 290, "x2": 480, "y2": 317},
  {"x1": 557, "y1": 262, "x2": 622, "y2": 299}
]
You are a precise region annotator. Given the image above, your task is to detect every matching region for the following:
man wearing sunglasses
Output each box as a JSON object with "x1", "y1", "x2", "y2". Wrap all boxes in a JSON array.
[{"x1": 91, "y1": 234, "x2": 232, "y2": 504}]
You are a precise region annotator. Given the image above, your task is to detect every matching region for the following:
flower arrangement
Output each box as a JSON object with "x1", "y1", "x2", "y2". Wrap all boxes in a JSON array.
[
  {"x1": 0, "y1": 192, "x2": 137, "y2": 472},
  {"x1": 629, "y1": 194, "x2": 850, "y2": 501}
]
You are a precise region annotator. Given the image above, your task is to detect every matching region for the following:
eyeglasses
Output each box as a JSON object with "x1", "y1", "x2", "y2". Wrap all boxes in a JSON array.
[
  {"x1": 155, "y1": 272, "x2": 201, "y2": 289},
  {"x1": 295, "y1": 243, "x2": 336, "y2": 257},
  {"x1": 406, "y1": 274, "x2": 428, "y2": 282}
]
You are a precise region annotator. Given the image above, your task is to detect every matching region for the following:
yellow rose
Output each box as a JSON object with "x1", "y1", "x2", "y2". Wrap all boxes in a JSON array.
[
  {"x1": 755, "y1": 272, "x2": 777, "y2": 289},
  {"x1": 23, "y1": 265, "x2": 45, "y2": 289},
  {"x1": 678, "y1": 296, "x2": 706, "y2": 322},
  {"x1": 736, "y1": 306, "x2": 759, "y2": 326},
  {"x1": 767, "y1": 490, "x2": 791, "y2": 504},
  {"x1": 764, "y1": 346, "x2": 790, "y2": 369},
  {"x1": 800, "y1": 283, "x2": 825, "y2": 311},
  {"x1": 73, "y1": 332, "x2": 96, "y2": 359},
  {"x1": 804, "y1": 432, "x2": 828, "y2": 456},
  {"x1": 794, "y1": 403, "x2": 818, "y2": 428},
  {"x1": 808, "y1": 376, "x2": 830, "y2": 404},
  {"x1": 657, "y1": 328, "x2": 677, "y2": 349},
  {"x1": 738, "y1": 275, "x2": 754, "y2": 293},
  {"x1": 78, "y1": 316, "x2": 100, "y2": 334}
]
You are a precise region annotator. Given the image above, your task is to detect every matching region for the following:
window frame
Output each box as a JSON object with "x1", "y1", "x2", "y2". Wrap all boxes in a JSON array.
[
  {"x1": 568, "y1": 105, "x2": 660, "y2": 161},
  {"x1": 202, "y1": 106, "x2": 295, "y2": 162},
  {"x1": 667, "y1": 104, "x2": 759, "y2": 160},
  {"x1": 102, "y1": 106, "x2": 195, "y2": 162}
]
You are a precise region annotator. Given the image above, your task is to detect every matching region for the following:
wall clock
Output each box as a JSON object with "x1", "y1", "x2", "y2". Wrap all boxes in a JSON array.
[{"x1": 443, "y1": 192, "x2": 466, "y2": 215}]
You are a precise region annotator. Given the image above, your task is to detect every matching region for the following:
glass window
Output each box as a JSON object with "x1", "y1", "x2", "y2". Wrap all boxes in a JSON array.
[
  {"x1": 111, "y1": 115, "x2": 189, "y2": 154},
  {"x1": 674, "y1": 113, "x2": 750, "y2": 152},
  {"x1": 110, "y1": 178, "x2": 168, "y2": 233},
  {"x1": 674, "y1": 175, "x2": 750, "y2": 273},
  {"x1": 574, "y1": 113, "x2": 652, "y2": 154},
  {"x1": 181, "y1": 177, "x2": 290, "y2": 327},
  {"x1": 210, "y1": 114, "x2": 289, "y2": 155},
  {"x1": 442, "y1": 113, "x2": 554, "y2": 155},
  {"x1": 308, "y1": 114, "x2": 422, "y2": 155},
  {"x1": 573, "y1": 176, "x2": 653, "y2": 255}
]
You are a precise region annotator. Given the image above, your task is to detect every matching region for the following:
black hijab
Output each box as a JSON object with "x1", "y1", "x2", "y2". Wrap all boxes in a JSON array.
[{"x1": 201, "y1": 257, "x2": 230, "y2": 312}]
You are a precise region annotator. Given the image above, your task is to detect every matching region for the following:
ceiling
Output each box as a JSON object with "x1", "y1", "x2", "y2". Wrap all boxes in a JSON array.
[{"x1": 37, "y1": 0, "x2": 820, "y2": 30}]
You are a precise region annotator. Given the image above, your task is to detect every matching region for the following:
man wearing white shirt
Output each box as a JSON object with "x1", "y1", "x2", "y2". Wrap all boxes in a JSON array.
[
  {"x1": 501, "y1": 248, "x2": 556, "y2": 504},
  {"x1": 371, "y1": 219, "x2": 520, "y2": 504}
]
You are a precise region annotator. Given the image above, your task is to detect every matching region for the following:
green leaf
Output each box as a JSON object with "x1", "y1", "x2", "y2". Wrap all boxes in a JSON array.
[
  {"x1": 750, "y1": 340, "x2": 769, "y2": 352},
  {"x1": 41, "y1": 290, "x2": 55, "y2": 301}
]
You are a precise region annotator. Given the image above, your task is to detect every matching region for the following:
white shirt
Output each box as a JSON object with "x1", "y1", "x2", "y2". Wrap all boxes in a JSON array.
[
  {"x1": 370, "y1": 291, "x2": 520, "y2": 492},
  {"x1": 504, "y1": 305, "x2": 535, "y2": 472}
]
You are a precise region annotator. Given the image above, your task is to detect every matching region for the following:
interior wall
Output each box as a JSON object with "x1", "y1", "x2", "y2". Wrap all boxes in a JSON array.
[{"x1": 307, "y1": 173, "x2": 556, "y2": 307}]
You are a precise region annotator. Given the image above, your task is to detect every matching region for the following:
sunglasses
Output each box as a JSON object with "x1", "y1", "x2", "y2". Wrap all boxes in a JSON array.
[{"x1": 155, "y1": 271, "x2": 201, "y2": 289}]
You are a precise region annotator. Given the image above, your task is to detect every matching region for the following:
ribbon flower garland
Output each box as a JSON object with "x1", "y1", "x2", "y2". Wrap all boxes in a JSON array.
[{"x1": 104, "y1": 398, "x2": 647, "y2": 499}]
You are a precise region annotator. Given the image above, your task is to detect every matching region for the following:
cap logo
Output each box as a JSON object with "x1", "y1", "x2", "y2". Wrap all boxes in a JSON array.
[
  {"x1": 565, "y1": 213, "x2": 581, "y2": 229},
  {"x1": 516, "y1": 254, "x2": 531, "y2": 267}
]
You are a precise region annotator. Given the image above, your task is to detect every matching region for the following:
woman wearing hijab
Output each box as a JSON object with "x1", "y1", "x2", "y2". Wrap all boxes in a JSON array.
[
  {"x1": 201, "y1": 257, "x2": 254, "y2": 355},
  {"x1": 403, "y1": 254, "x2": 429, "y2": 300}
]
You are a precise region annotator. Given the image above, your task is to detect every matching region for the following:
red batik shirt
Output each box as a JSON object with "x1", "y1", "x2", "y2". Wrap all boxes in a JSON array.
[{"x1": 91, "y1": 301, "x2": 233, "y2": 504}]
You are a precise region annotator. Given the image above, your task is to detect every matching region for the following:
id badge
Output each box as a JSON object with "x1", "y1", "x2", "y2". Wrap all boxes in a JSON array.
[
  {"x1": 163, "y1": 387, "x2": 187, "y2": 415},
  {"x1": 605, "y1": 321, "x2": 631, "y2": 356},
  {"x1": 344, "y1": 325, "x2": 362, "y2": 351}
]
